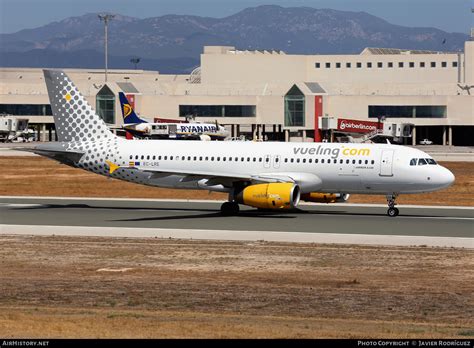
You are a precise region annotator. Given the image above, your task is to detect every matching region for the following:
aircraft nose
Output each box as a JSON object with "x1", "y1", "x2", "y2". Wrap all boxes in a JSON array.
[{"x1": 438, "y1": 166, "x2": 455, "y2": 188}]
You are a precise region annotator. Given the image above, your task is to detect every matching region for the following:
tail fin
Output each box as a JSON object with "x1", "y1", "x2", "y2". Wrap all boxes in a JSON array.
[
  {"x1": 119, "y1": 92, "x2": 147, "y2": 124},
  {"x1": 43, "y1": 69, "x2": 115, "y2": 142}
]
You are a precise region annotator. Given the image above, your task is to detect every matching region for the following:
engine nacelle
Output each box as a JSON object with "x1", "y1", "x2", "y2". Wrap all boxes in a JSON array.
[
  {"x1": 300, "y1": 192, "x2": 350, "y2": 203},
  {"x1": 235, "y1": 183, "x2": 300, "y2": 210}
]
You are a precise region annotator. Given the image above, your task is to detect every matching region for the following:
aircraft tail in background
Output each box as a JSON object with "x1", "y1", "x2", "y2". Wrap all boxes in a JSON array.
[{"x1": 119, "y1": 92, "x2": 147, "y2": 124}]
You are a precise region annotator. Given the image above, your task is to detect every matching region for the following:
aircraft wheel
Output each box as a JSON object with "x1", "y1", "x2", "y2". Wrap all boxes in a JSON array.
[
  {"x1": 387, "y1": 207, "x2": 399, "y2": 217},
  {"x1": 220, "y1": 202, "x2": 240, "y2": 216}
]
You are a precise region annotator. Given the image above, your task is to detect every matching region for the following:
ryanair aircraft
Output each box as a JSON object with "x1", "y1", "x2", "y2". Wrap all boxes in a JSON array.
[
  {"x1": 118, "y1": 92, "x2": 229, "y2": 140},
  {"x1": 31, "y1": 70, "x2": 455, "y2": 217}
]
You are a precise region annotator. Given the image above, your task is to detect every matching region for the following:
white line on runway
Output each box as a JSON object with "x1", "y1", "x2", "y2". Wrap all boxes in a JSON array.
[
  {"x1": 1, "y1": 196, "x2": 473, "y2": 210},
  {"x1": 0, "y1": 224, "x2": 472, "y2": 248}
]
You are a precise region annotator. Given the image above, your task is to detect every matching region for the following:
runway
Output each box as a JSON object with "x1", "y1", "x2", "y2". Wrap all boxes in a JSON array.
[{"x1": 0, "y1": 197, "x2": 473, "y2": 247}]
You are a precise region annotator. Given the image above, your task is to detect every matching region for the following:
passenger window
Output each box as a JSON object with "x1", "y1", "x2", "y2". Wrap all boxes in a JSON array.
[
  {"x1": 205, "y1": 157, "x2": 209, "y2": 161},
  {"x1": 170, "y1": 156, "x2": 173, "y2": 160},
  {"x1": 152, "y1": 155, "x2": 156, "y2": 160},
  {"x1": 290, "y1": 158, "x2": 294, "y2": 163},
  {"x1": 265, "y1": 157, "x2": 269, "y2": 162},
  {"x1": 365, "y1": 160, "x2": 368, "y2": 164},
  {"x1": 217, "y1": 157, "x2": 220, "y2": 161},
  {"x1": 235, "y1": 157, "x2": 238, "y2": 161},
  {"x1": 129, "y1": 155, "x2": 133, "y2": 160},
  {"x1": 333, "y1": 159, "x2": 337, "y2": 164},
  {"x1": 371, "y1": 160, "x2": 375, "y2": 165},
  {"x1": 340, "y1": 159, "x2": 343, "y2": 164},
  {"x1": 199, "y1": 156, "x2": 203, "y2": 161},
  {"x1": 227, "y1": 157, "x2": 231, "y2": 161},
  {"x1": 302, "y1": 159, "x2": 306, "y2": 163},
  {"x1": 146, "y1": 155, "x2": 150, "y2": 160},
  {"x1": 241, "y1": 157, "x2": 244, "y2": 162},
  {"x1": 359, "y1": 160, "x2": 362, "y2": 164},
  {"x1": 253, "y1": 158, "x2": 256, "y2": 162},
  {"x1": 182, "y1": 156, "x2": 185, "y2": 160},
  {"x1": 211, "y1": 157, "x2": 214, "y2": 161},
  {"x1": 141, "y1": 155, "x2": 144, "y2": 160},
  {"x1": 308, "y1": 159, "x2": 312, "y2": 163},
  {"x1": 284, "y1": 158, "x2": 288, "y2": 163},
  {"x1": 187, "y1": 156, "x2": 191, "y2": 160},
  {"x1": 135, "y1": 155, "x2": 138, "y2": 160},
  {"x1": 193, "y1": 156, "x2": 197, "y2": 161},
  {"x1": 346, "y1": 159, "x2": 350, "y2": 164},
  {"x1": 321, "y1": 159, "x2": 325, "y2": 164},
  {"x1": 352, "y1": 160, "x2": 356, "y2": 164},
  {"x1": 418, "y1": 158, "x2": 427, "y2": 165},
  {"x1": 296, "y1": 159, "x2": 300, "y2": 163},
  {"x1": 410, "y1": 159, "x2": 417, "y2": 166},
  {"x1": 164, "y1": 156, "x2": 167, "y2": 160},
  {"x1": 315, "y1": 159, "x2": 319, "y2": 163},
  {"x1": 247, "y1": 157, "x2": 250, "y2": 162}
]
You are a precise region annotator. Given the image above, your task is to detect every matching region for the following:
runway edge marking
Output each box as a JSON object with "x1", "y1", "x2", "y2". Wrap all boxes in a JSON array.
[{"x1": 0, "y1": 224, "x2": 472, "y2": 248}]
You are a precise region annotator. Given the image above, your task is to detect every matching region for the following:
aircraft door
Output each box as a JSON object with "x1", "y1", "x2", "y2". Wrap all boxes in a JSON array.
[
  {"x1": 380, "y1": 150, "x2": 394, "y2": 176},
  {"x1": 273, "y1": 155, "x2": 281, "y2": 168},
  {"x1": 264, "y1": 154, "x2": 271, "y2": 168}
]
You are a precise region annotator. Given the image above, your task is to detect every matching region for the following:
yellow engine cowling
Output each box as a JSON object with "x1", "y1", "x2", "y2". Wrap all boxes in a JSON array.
[
  {"x1": 300, "y1": 192, "x2": 350, "y2": 203},
  {"x1": 235, "y1": 183, "x2": 300, "y2": 209}
]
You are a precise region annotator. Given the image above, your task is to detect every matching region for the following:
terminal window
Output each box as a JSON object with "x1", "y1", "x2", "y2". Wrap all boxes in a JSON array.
[
  {"x1": 398, "y1": 62, "x2": 404, "y2": 68},
  {"x1": 420, "y1": 62, "x2": 425, "y2": 68},
  {"x1": 0, "y1": 104, "x2": 52, "y2": 116},
  {"x1": 409, "y1": 62, "x2": 415, "y2": 68},
  {"x1": 452, "y1": 61, "x2": 458, "y2": 67},
  {"x1": 315, "y1": 62, "x2": 320, "y2": 68},
  {"x1": 325, "y1": 63, "x2": 331, "y2": 68},
  {"x1": 441, "y1": 62, "x2": 447, "y2": 68},
  {"x1": 388, "y1": 62, "x2": 393, "y2": 68},
  {"x1": 356, "y1": 62, "x2": 362, "y2": 68},
  {"x1": 179, "y1": 105, "x2": 256, "y2": 117},
  {"x1": 96, "y1": 85, "x2": 115, "y2": 124},
  {"x1": 336, "y1": 63, "x2": 341, "y2": 68},
  {"x1": 431, "y1": 62, "x2": 436, "y2": 68},
  {"x1": 367, "y1": 62, "x2": 372, "y2": 68},
  {"x1": 346, "y1": 62, "x2": 351, "y2": 68},
  {"x1": 284, "y1": 85, "x2": 305, "y2": 127},
  {"x1": 369, "y1": 105, "x2": 447, "y2": 118},
  {"x1": 377, "y1": 62, "x2": 383, "y2": 68}
]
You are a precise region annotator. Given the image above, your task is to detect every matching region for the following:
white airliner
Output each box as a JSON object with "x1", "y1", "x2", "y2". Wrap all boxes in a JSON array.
[{"x1": 31, "y1": 70, "x2": 455, "y2": 217}]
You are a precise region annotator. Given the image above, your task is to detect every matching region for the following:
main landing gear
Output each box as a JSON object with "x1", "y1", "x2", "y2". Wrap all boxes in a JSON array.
[
  {"x1": 386, "y1": 194, "x2": 399, "y2": 217},
  {"x1": 220, "y1": 201, "x2": 240, "y2": 216}
]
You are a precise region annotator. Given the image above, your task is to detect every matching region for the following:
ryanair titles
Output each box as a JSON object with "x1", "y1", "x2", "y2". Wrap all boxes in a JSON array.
[
  {"x1": 178, "y1": 125, "x2": 217, "y2": 133},
  {"x1": 293, "y1": 145, "x2": 370, "y2": 159}
]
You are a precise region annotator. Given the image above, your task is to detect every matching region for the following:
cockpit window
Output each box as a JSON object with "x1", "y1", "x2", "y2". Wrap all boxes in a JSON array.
[
  {"x1": 410, "y1": 159, "x2": 417, "y2": 166},
  {"x1": 418, "y1": 158, "x2": 428, "y2": 165},
  {"x1": 426, "y1": 158, "x2": 437, "y2": 165}
]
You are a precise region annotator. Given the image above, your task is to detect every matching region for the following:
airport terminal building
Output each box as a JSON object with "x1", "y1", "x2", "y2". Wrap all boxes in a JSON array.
[{"x1": 0, "y1": 39, "x2": 473, "y2": 145}]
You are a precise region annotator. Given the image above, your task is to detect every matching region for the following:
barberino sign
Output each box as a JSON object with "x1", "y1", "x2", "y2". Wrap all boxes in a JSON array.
[{"x1": 337, "y1": 118, "x2": 381, "y2": 133}]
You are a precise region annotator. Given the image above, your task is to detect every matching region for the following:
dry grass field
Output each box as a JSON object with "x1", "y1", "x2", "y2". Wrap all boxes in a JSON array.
[
  {"x1": 0, "y1": 236, "x2": 473, "y2": 338},
  {"x1": 0, "y1": 156, "x2": 473, "y2": 206}
]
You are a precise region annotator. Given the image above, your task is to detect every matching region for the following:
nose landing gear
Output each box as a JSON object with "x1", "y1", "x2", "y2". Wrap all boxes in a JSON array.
[{"x1": 386, "y1": 194, "x2": 399, "y2": 217}]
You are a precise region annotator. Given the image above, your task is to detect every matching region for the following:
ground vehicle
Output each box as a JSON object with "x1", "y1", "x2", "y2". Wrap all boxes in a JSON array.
[{"x1": 419, "y1": 139, "x2": 433, "y2": 145}]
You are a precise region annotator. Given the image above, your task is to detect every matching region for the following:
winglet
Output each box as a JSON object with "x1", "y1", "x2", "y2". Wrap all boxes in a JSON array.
[{"x1": 106, "y1": 160, "x2": 120, "y2": 174}]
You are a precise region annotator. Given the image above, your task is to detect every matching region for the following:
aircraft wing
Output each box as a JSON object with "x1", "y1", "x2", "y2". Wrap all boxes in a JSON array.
[{"x1": 141, "y1": 167, "x2": 294, "y2": 184}]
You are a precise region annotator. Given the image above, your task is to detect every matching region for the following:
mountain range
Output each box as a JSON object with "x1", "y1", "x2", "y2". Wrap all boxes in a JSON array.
[{"x1": 0, "y1": 5, "x2": 468, "y2": 74}]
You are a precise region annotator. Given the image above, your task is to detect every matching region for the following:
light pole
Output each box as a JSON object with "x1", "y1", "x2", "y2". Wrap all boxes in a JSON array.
[
  {"x1": 130, "y1": 57, "x2": 141, "y2": 70},
  {"x1": 98, "y1": 14, "x2": 115, "y2": 83}
]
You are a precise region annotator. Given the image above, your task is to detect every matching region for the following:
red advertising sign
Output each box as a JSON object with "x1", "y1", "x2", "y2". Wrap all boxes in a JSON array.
[{"x1": 337, "y1": 118, "x2": 381, "y2": 133}]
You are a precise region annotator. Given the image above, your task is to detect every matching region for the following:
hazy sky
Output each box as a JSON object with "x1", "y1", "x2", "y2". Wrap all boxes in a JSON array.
[{"x1": 0, "y1": 0, "x2": 472, "y2": 34}]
